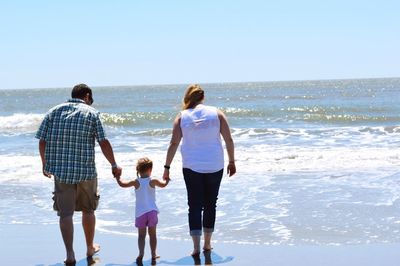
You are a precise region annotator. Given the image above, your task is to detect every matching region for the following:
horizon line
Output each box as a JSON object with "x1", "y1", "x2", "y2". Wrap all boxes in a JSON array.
[{"x1": 1, "y1": 76, "x2": 399, "y2": 91}]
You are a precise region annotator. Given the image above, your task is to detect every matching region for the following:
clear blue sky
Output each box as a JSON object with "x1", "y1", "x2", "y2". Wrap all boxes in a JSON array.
[{"x1": 0, "y1": 0, "x2": 399, "y2": 89}]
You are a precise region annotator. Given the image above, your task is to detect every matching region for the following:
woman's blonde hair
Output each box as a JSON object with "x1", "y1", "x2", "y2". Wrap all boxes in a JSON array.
[
  {"x1": 136, "y1": 157, "x2": 153, "y2": 177},
  {"x1": 182, "y1": 84, "x2": 204, "y2": 110}
]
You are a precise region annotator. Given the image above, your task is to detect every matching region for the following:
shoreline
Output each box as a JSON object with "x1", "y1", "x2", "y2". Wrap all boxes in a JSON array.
[{"x1": 1, "y1": 224, "x2": 400, "y2": 265}]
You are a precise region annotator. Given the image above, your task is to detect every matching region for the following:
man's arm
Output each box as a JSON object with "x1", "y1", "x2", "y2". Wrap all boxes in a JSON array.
[
  {"x1": 36, "y1": 113, "x2": 52, "y2": 178},
  {"x1": 99, "y1": 139, "x2": 122, "y2": 178},
  {"x1": 39, "y1": 139, "x2": 52, "y2": 178}
]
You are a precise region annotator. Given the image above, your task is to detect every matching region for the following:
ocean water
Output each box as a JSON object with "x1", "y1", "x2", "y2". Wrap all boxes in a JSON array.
[{"x1": 1, "y1": 78, "x2": 400, "y2": 245}]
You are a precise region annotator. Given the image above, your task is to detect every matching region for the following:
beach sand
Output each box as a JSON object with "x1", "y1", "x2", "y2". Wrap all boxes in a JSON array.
[{"x1": 1, "y1": 224, "x2": 399, "y2": 266}]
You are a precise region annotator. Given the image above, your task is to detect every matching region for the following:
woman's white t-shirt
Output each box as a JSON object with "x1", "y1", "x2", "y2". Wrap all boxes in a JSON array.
[{"x1": 180, "y1": 104, "x2": 224, "y2": 173}]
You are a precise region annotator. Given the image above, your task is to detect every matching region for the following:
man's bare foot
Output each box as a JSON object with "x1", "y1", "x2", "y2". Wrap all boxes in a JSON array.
[
  {"x1": 64, "y1": 251, "x2": 76, "y2": 265},
  {"x1": 87, "y1": 256, "x2": 101, "y2": 265},
  {"x1": 64, "y1": 260, "x2": 76, "y2": 266},
  {"x1": 86, "y1": 243, "x2": 100, "y2": 257},
  {"x1": 136, "y1": 256, "x2": 143, "y2": 265},
  {"x1": 151, "y1": 256, "x2": 159, "y2": 265}
]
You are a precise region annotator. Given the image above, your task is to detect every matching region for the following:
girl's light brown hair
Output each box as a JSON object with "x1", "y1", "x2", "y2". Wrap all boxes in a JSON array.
[
  {"x1": 136, "y1": 157, "x2": 153, "y2": 177},
  {"x1": 182, "y1": 84, "x2": 204, "y2": 110}
]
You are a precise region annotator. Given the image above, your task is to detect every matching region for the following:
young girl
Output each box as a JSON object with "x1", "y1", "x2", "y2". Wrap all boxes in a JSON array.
[{"x1": 116, "y1": 157, "x2": 169, "y2": 265}]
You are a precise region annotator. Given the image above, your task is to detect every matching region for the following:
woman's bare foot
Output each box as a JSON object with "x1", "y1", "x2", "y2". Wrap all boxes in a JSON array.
[
  {"x1": 191, "y1": 250, "x2": 201, "y2": 256},
  {"x1": 86, "y1": 243, "x2": 100, "y2": 257}
]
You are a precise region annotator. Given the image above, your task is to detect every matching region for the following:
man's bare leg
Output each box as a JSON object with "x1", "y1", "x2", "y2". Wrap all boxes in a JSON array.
[
  {"x1": 82, "y1": 211, "x2": 100, "y2": 257},
  {"x1": 59, "y1": 215, "x2": 75, "y2": 263}
]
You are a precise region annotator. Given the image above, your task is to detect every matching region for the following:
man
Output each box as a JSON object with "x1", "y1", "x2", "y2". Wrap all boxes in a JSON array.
[{"x1": 35, "y1": 84, "x2": 122, "y2": 265}]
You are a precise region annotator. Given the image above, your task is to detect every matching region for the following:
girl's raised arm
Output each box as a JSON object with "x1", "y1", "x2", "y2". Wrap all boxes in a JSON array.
[
  {"x1": 116, "y1": 177, "x2": 140, "y2": 189},
  {"x1": 150, "y1": 178, "x2": 169, "y2": 188}
]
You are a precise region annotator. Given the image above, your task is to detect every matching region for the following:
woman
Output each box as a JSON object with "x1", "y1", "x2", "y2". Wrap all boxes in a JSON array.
[{"x1": 163, "y1": 84, "x2": 236, "y2": 255}]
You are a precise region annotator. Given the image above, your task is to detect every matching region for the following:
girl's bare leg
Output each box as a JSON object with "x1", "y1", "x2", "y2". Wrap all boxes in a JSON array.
[
  {"x1": 136, "y1": 228, "x2": 146, "y2": 262},
  {"x1": 148, "y1": 226, "x2": 160, "y2": 265}
]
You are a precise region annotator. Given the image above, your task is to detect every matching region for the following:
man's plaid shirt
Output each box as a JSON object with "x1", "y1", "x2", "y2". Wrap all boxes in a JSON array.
[{"x1": 35, "y1": 99, "x2": 106, "y2": 184}]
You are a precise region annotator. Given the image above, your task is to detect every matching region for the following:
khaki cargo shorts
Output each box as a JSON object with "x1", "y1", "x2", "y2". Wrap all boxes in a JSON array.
[{"x1": 53, "y1": 179, "x2": 100, "y2": 218}]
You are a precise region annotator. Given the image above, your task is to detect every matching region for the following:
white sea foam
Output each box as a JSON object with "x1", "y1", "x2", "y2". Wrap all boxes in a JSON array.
[
  {"x1": 0, "y1": 113, "x2": 44, "y2": 134},
  {"x1": 2, "y1": 141, "x2": 400, "y2": 245}
]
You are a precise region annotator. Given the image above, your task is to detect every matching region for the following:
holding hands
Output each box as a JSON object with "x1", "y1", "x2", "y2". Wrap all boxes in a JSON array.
[
  {"x1": 114, "y1": 158, "x2": 170, "y2": 189},
  {"x1": 112, "y1": 164, "x2": 122, "y2": 179},
  {"x1": 162, "y1": 168, "x2": 170, "y2": 182}
]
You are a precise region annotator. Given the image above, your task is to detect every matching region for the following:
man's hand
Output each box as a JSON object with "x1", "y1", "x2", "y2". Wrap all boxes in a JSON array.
[
  {"x1": 42, "y1": 166, "x2": 52, "y2": 179},
  {"x1": 112, "y1": 165, "x2": 122, "y2": 178},
  {"x1": 39, "y1": 140, "x2": 51, "y2": 178},
  {"x1": 227, "y1": 162, "x2": 236, "y2": 177}
]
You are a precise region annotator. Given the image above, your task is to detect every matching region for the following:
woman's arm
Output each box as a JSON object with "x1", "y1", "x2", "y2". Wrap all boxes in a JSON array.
[
  {"x1": 116, "y1": 177, "x2": 139, "y2": 189},
  {"x1": 218, "y1": 110, "x2": 236, "y2": 177},
  {"x1": 163, "y1": 114, "x2": 182, "y2": 180}
]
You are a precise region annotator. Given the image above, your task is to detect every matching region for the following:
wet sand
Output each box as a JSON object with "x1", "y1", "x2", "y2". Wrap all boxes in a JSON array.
[{"x1": 1, "y1": 224, "x2": 399, "y2": 266}]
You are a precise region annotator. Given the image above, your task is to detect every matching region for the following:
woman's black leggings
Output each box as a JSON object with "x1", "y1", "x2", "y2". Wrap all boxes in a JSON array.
[{"x1": 183, "y1": 168, "x2": 224, "y2": 236}]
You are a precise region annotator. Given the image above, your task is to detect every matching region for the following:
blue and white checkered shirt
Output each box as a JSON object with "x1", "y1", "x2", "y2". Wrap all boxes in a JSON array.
[{"x1": 35, "y1": 98, "x2": 107, "y2": 184}]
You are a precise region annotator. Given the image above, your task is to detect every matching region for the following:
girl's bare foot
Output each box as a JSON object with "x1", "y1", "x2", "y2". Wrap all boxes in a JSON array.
[{"x1": 86, "y1": 243, "x2": 100, "y2": 257}]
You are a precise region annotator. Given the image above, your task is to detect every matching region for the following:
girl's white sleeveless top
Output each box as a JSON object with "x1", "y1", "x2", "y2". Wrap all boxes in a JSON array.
[
  {"x1": 135, "y1": 177, "x2": 159, "y2": 218},
  {"x1": 180, "y1": 104, "x2": 224, "y2": 173}
]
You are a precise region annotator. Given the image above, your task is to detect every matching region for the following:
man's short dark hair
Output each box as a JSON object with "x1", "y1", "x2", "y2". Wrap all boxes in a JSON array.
[{"x1": 71, "y1": 84, "x2": 92, "y2": 99}]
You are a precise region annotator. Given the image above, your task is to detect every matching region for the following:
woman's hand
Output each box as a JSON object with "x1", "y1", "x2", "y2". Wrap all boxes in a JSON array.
[
  {"x1": 227, "y1": 161, "x2": 236, "y2": 177},
  {"x1": 163, "y1": 168, "x2": 170, "y2": 181}
]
